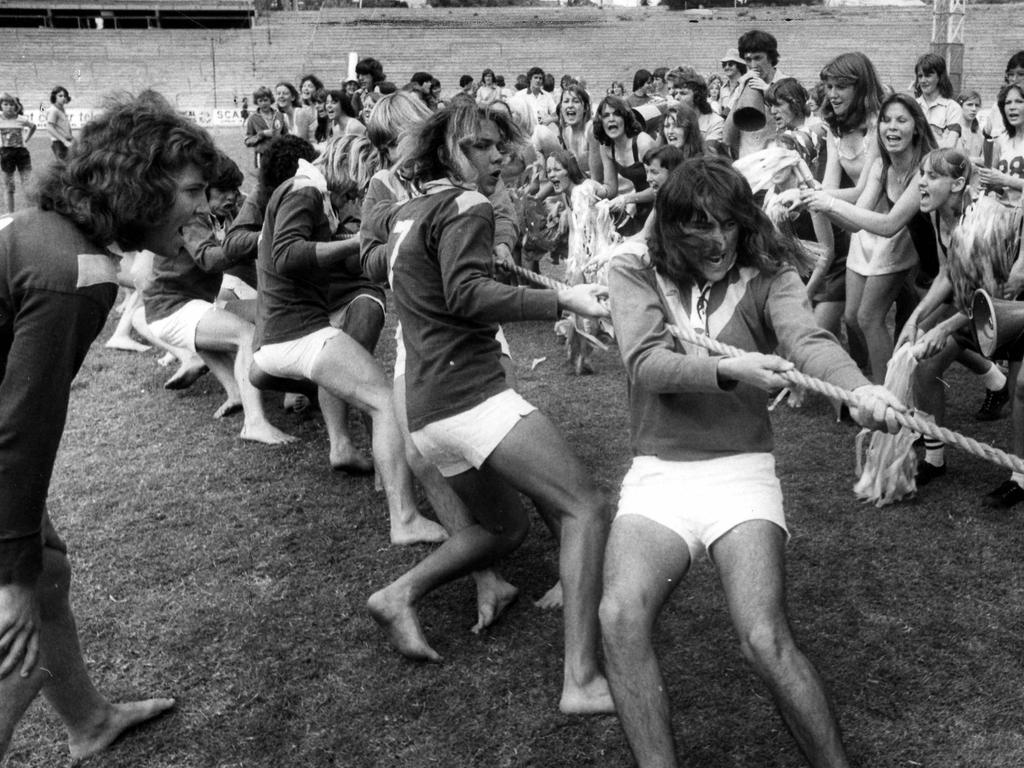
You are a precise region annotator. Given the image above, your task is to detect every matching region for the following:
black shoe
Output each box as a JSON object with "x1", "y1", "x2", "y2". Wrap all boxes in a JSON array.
[
  {"x1": 983, "y1": 480, "x2": 1024, "y2": 509},
  {"x1": 915, "y1": 460, "x2": 947, "y2": 487},
  {"x1": 976, "y1": 384, "x2": 1010, "y2": 422}
]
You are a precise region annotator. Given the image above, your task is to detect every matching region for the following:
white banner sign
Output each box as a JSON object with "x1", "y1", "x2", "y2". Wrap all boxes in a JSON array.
[{"x1": 29, "y1": 106, "x2": 245, "y2": 132}]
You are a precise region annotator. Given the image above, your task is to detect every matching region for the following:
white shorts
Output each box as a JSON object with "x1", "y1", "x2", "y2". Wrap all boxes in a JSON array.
[
  {"x1": 146, "y1": 299, "x2": 212, "y2": 353},
  {"x1": 252, "y1": 326, "x2": 339, "y2": 381},
  {"x1": 393, "y1": 323, "x2": 511, "y2": 381},
  {"x1": 219, "y1": 274, "x2": 257, "y2": 301},
  {"x1": 411, "y1": 389, "x2": 536, "y2": 477},
  {"x1": 616, "y1": 453, "x2": 788, "y2": 563}
]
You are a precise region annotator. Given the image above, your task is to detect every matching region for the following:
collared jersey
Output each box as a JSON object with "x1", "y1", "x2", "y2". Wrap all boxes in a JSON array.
[
  {"x1": 608, "y1": 241, "x2": 868, "y2": 461},
  {"x1": 386, "y1": 182, "x2": 558, "y2": 431}
]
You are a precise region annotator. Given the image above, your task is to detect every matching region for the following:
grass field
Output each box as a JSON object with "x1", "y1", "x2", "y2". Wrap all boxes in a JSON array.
[{"x1": 5, "y1": 128, "x2": 1024, "y2": 767}]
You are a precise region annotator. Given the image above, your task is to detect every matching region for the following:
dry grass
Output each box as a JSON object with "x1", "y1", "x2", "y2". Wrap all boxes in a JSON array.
[{"x1": 5, "y1": 130, "x2": 1024, "y2": 767}]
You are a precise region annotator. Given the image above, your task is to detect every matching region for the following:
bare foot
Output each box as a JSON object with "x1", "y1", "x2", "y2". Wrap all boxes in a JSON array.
[
  {"x1": 105, "y1": 335, "x2": 151, "y2": 353},
  {"x1": 534, "y1": 580, "x2": 563, "y2": 610},
  {"x1": 240, "y1": 421, "x2": 297, "y2": 445},
  {"x1": 367, "y1": 589, "x2": 441, "y2": 662},
  {"x1": 559, "y1": 675, "x2": 616, "y2": 715},
  {"x1": 213, "y1": 399, "x2": 243, "y2": 419},
  {"x1": 390, "y1": 515, "x2": 449, "y2": 546},
  {"x1": 68, "y1": 698, "x2": 176, "y2": 762},
  {"x1": 163, "y1": 361, "x2": 208, "y2": 390},
  {"x1": 471, "y1": 571, "x2": 519, "y2": 634}
]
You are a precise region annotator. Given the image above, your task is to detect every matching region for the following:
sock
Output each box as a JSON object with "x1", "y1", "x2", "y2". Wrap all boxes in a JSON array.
[
  {"x1": 981, "y1": 363, "x2": 1007, "y2": 391},
  {"x1": 924, "y1": 438, "x2": 945, "y2": 467},
  {"x1": 1012, "y1": 472, "x2": 1024, "y2": 489}
]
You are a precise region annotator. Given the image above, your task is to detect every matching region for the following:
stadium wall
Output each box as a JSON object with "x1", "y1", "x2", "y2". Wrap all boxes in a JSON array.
[{"x1": 5, "y1": 4, "x2": 1022, "y2": 127}]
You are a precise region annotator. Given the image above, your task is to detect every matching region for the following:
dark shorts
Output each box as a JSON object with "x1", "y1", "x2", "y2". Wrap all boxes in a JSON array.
[
  {"x1": 50, "y1": 141, "x2": 68, "y2": 161},
  {"x1": 811, "y1": 227, "x2": 850, "y2": 305},
  {"x1": 812, "y1": 254, "x2": 847, "y2": 305},
  {"x1": 0, "y1": 147, "x2": 31, "y2": 174}
]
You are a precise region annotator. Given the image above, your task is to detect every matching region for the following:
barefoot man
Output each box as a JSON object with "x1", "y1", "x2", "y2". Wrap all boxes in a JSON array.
[
  {"x1": 601, "y1": 157, "x2": 905, "y2": 766},
  {"x1": 366, "y1": 102, "x2": 614, "y2": 714},
  {"x1": 0, "y1": 91, "x2": 220, "y2": 761}
]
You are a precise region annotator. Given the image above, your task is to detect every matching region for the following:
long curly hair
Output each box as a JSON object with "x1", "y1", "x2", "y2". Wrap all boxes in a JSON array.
[
  {"x1": 650, "y1": 156, "x2": 805, "y2": 287},
  {"x1": 34, "y1": 89, "x2": 218, "y2": 250},
  {"x1": 592, "y1": 95, "x2": 644, "y2": 145}
]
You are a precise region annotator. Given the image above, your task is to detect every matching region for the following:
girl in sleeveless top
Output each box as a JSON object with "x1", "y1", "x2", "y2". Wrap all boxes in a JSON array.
[
  {"x1": 591, "y1": 95, "x2": 657, "y2": 237},
  {"x1": 805, "y1": 93, "x2": 937, "y2": 383}
]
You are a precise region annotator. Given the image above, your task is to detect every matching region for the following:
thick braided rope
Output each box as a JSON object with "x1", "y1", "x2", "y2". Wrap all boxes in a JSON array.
[
  {"x1": 505, "y1": 263, "x2": 611, "y2": 350},
  {"x1": 503, "y1": 262, "x2": 1024, "y2": 472},
  {"x1": 667, "y1": 324, "x2": 1024, "y2": 474},
  {"x1": 504, "y1": 262, "x2": 566, "y2": 291}
]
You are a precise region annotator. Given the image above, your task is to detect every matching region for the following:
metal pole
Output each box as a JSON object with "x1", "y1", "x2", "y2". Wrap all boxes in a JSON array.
[{"x1": 211, "y1": 36, "x2": 218, "y2": 109}]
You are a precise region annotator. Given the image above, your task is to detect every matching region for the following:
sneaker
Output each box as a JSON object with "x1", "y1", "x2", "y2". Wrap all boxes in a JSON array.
[
  {"x1": 975, "y1": 384, "x2": 1010, "y2": 422},
  {"x1": 915, "y1": 460, "x2": 946, "y2": 487},
  {"x1": 982, "y1": 479, "x2": 1024, "y2": 509}
]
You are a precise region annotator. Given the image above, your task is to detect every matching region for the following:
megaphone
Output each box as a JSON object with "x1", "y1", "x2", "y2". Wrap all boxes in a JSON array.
[
  {"x1": 970, "y1": 289, "x2": 1024, "y2": 357},
  {"x1": 631, "y1": 102, "x2": 668, "y2": 137},
  {"x1": 731, "y1": 84, "x2": 767, "y2": 132}
]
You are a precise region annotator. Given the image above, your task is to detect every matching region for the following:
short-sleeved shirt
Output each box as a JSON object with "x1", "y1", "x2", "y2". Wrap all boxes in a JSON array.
[
  {"x1": 917, "y1": 95, "x2": 964, "y2": 148},
  {"x1": 46, "y1": 106, "x2": 72, "y2": 143}
]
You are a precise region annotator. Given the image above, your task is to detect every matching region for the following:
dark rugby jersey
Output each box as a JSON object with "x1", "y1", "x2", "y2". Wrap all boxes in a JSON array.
[
  {"x1": 386, "y1": 181, "x2": 558, "y2": 432},
  {"x1": 0, "y1": 209, "x2": 118, "y2": 586}
]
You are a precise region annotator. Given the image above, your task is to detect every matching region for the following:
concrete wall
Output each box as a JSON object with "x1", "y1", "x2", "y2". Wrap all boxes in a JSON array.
[{"x1": 4, "y1": 4, "x2": 1021, "y2": 118}]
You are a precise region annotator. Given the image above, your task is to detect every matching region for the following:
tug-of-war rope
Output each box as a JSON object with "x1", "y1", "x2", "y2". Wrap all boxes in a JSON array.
[
  {"x1": 504, "y1": 262, "x2": 1024, "y2": 480},
  {"x1": 666, "y1": 324, "x2": 1024, "y2": 478}
]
